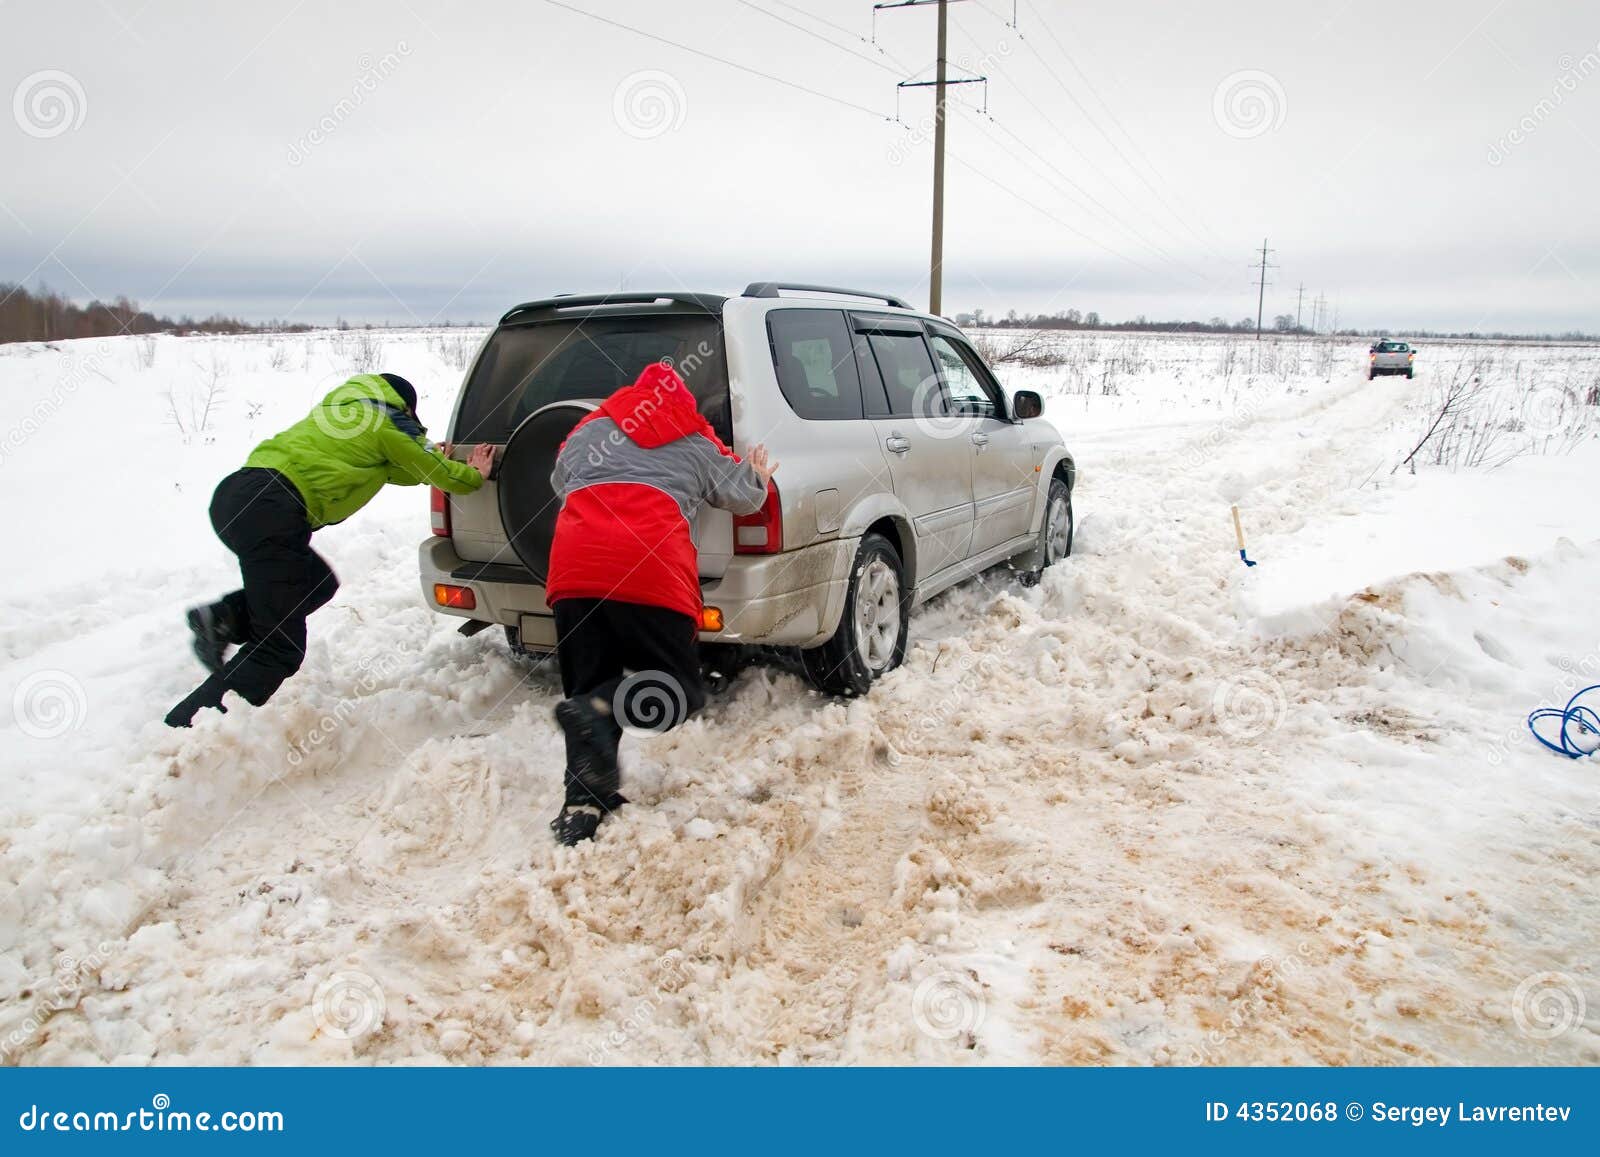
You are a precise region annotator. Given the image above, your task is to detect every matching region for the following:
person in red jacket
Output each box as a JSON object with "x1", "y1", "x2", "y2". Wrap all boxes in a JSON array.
[{"x1": 545, "y1": 362, "x2": 777, "y2": 845}]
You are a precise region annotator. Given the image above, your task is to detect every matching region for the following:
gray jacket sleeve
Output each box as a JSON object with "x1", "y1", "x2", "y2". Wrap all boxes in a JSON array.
[{"x1": 695, "y1": 435, "x2": 768, "y2": 515}]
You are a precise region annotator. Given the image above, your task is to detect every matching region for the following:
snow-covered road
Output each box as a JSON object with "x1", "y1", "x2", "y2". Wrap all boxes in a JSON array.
[{"x1": 2, "y1": 331, "x2": 1596, "y2": 1064}]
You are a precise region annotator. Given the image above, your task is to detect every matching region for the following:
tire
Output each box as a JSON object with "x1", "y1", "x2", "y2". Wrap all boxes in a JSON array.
[
  {"x1": 1367, "y1": 369, "x2": 1375, "y2": 380},
  {"x1": 1406, "y1": 368, "x2": 1414, "y2": 379},
  {"x1": 1018, "y1": 477, "x2": 1074, "y2": 587},
  {"x1": 799, "y1": 532, "x2": 909, "y2": 696},
  {"x1": 503, "y1": 624, "x2": 555, "y2": 667}
]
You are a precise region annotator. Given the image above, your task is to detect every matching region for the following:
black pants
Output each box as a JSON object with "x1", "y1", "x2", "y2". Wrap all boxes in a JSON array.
[
  {"x1": 203, "y1": 468, "x2": 339, "y2": 706},
  {"x1": 552, "y1": 598, "x2": 705, "y2": 799}
]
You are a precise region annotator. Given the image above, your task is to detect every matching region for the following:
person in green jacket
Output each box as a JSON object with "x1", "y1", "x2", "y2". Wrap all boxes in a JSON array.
[{"x1": 165, "y1": 372, "x2": 493, "y2": 727}]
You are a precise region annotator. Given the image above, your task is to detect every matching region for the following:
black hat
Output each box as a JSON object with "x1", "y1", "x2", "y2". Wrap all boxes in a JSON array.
[{"x1": 379, "y1": 373, "x2": 417, "y2": 414}]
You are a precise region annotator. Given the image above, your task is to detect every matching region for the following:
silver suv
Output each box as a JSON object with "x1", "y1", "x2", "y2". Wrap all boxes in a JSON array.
[
  {"x1": 1369, "y1": 339, "x2": 1416, "y2": 379},
  {"x1": 418, "y1": 283, "x2": 1077, "y2": 694}
]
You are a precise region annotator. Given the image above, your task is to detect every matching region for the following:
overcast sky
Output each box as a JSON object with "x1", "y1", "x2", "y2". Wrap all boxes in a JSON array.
[{"x1": 3, "y1": 0, "x2": 1597, "y2": 332}]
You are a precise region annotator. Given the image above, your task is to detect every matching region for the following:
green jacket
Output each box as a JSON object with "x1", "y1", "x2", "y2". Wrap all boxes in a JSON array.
[{"x1": 246, "y1": 374, "x2": 483, "y2": 528}]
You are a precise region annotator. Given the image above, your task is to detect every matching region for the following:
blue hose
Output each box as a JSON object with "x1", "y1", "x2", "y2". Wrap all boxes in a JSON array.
[{"x1": 1527, "y1": 683, "x2": 1600, "y2": 759}]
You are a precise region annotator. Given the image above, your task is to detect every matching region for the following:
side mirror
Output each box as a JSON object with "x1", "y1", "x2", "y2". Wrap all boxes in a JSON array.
[{"x1": 1013, "y1": 390, "x2": 1043, "y2": 420}]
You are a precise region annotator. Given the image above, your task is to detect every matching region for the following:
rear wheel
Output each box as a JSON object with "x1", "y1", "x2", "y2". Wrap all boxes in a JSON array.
[
  {"x1": 1406, "y1": 368, "x2": 1414, "y2": 379},
  {"x1": 799, "y1": 532, "x2": 909, "y2": 696}
]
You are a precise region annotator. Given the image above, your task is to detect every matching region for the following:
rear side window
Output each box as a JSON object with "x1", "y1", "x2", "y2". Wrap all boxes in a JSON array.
[
  {"x1": 767, "y1": 309, "x2": 864, "y2": 420},
  {"x1": 452, "y1": 314, "x2": 730, "y2": 443},
  {"x1": 863, "y1": 331, "x2": 940, "y2": 417}
]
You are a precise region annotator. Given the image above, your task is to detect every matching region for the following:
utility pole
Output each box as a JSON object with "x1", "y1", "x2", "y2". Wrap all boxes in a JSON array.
[
  {"x1": 1249, "y1": 238, "x2": 1276, "y2": 340},
  {"x1": 878, "y1": 0, "x2": 981, "y2": 317},
  {"x1": 1295, "y1": 282, "x2": 1305, "y2": 333}
]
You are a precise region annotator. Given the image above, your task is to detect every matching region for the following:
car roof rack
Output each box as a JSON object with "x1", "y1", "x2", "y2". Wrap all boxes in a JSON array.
[
  {"x1": 742, "y1": 282, "x2": 913, "y2": 310},
  {"x1": 499, "y1": 292, "x2": 726, "y2": 325}
]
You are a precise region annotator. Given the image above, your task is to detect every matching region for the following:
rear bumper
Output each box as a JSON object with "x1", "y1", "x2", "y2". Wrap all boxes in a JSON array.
[{"x1": 419, "y1": 536, "x2": 854, "y2": 652}]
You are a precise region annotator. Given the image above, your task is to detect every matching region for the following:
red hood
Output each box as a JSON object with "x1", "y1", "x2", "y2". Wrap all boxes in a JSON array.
[{"x1": 596, "y1": 363, "x2": 713, "y2": 449}]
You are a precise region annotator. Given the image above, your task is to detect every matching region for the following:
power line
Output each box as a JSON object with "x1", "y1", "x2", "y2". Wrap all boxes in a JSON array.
[
  {"x1": 942, "y1": 14, "x2": 1214, "y2": 267},
  {"x1": 540, "y1": 0, "x2": 889, "y2": 120},
  {"x1": 957, "y1": 108, "x2": 1208, "y2": 287},
  {"x1": 1017, "y1": 0, "x2": 1226, "y2": 251},
  {"x1": 944, "y1": 146, "x2": 1165, "y2": 281},
  {"x1": 992, "y1": 7, "x2": 1226, "y2": 261},
  {"x1": 736, "y1": 0, "x2": 901, "y2": 76}
]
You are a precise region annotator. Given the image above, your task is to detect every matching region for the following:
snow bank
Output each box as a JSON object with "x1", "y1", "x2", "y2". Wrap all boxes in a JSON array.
[{"x1": 1, "y1": 330, "x2": 1595, "y2": 1065}]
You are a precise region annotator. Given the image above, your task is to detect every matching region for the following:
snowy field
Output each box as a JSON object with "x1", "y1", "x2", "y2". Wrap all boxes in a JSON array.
[{"x1": 1, "y1": 327, "x2": 1597, "y2": 1065}]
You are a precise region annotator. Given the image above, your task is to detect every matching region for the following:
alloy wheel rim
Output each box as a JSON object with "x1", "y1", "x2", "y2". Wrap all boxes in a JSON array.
[
  {"x1": 1046, "y1": 496, "x2": 1071, "y2": 562},
  {"x1": 855, "y1": 558, "x2": 900, "y2": 672}
]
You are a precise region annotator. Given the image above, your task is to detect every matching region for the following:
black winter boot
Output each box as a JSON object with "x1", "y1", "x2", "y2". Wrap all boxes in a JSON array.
[
  {"x1": 554, "y1": 695, "x2": 622, "y2": 803},
  {"x1": 186, "y1": 601, "x2": 243, "y2": 674}
]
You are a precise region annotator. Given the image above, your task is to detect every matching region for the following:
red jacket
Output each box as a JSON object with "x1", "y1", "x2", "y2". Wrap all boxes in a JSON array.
[{"x1": 545, "y1": 364, "x2": 768, "y2": 622}]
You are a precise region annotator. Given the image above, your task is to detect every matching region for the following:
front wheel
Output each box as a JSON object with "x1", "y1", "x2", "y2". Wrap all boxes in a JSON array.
[
  {"x1": 799, "y1": 532, "x2": 909, "y2": 696},
  {"x1": 1018, "y1": 477, "x2": 1073, "y2": 587}
]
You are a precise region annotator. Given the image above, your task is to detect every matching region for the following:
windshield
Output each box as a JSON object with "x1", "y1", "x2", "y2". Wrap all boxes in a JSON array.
[{"x1": 452, "y1": 314, "x2": 730, "y2": 444}]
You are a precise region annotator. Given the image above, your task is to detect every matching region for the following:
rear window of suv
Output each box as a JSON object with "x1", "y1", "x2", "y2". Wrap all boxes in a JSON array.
[
  {"x1": 767, "y1": 309, "x2": 864, "y2": 420},
  {"x1": 452, "y1": 314, "x2": 730, "y2": 444}
]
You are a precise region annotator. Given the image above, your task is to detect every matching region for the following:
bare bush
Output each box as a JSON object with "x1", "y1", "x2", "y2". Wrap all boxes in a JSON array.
[
  {"x1": 167, "y1": 355, "x2": 226, "y2": 444},
  {"x1": 428, "y1": 331, "x2": 477, "y2": 372}
]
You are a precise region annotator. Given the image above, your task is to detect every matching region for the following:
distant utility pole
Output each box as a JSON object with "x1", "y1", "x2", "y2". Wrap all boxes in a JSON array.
[
  {"x1": 1250, "y1": 238, "x2": 1276, "y2": 340},
  {"x1": 878, "y1": 0, "x2": 981, "y2": 317},
  {"x1": 1312, "y1": 292, "x2": 1327, "y2": 334},
  {"x1": 1295, "y1": 283, "x2": 1305, "y2": 332}
]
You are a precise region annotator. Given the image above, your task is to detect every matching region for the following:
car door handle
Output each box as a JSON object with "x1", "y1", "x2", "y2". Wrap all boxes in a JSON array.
[
  {"x1": 885, "y1": 435, "x2": 911, "y2": 454},
  {"x1": 970, "y1": 432, "x2": 990, "y2": 449}
]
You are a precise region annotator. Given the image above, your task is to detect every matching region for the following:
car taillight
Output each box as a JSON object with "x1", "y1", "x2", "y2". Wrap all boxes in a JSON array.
[
  {"x1": 430, "y1": 443, "x2": 454, "y2": 537},
  {"x1": 734, "y1": 479, "x2": 782, "y2": 554},
  {"x1": 430, "y1": 486, "x2": 451, "y2": 537},
  {"x1": 434, "y1": 583, "x2": 475, "y2": 609}
]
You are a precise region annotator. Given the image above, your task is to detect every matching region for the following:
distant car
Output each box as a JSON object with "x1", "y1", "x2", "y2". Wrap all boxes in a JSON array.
[
  {"x1": 417, "y1": 283, "x2": 1076, "y2": 695},
  {"x1": 1369, "y1": 340, "x2": 1416, "y2": 379}
]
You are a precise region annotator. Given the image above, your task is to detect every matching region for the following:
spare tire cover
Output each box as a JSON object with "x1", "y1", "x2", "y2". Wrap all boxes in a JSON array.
[{"x1": 497, "y1": 400, "x2": 598, "y2": 585}]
